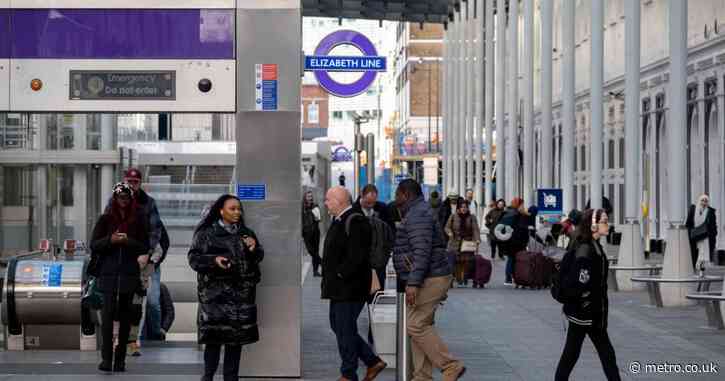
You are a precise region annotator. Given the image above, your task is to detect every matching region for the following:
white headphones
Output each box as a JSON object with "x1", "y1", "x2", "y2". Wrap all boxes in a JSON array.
[{"x1": 591, "y1": 209, "x2": 600, "y2": 232}]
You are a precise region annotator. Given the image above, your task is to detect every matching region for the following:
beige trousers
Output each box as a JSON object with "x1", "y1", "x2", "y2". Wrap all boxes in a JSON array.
[{"x1": 407, "y1": 275, "x2": 463, "y2": 381}]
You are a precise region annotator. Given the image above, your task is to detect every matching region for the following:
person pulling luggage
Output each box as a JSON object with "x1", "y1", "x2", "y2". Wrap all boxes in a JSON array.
[{"x1": 445, "y1": 200, "x2": 480, "y2": 287}]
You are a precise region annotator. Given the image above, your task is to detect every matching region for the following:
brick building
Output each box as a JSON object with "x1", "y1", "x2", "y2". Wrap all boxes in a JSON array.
[{"x1": 301, "y1": 84, "x2": 329, "y2": 140}]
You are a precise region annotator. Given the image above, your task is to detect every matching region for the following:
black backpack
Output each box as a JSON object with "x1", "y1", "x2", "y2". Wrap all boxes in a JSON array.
[
  {"x1": 345, "y1": 213, "x2": 394, "y2": 269},
  {"x1": 551, "y1": 248, "x2": 577, "y2": 304}
]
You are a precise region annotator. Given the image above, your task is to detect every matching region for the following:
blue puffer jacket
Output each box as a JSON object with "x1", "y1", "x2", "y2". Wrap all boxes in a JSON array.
[{"x1": 393, "y1": 196, "x2": 451, "y2": 287}]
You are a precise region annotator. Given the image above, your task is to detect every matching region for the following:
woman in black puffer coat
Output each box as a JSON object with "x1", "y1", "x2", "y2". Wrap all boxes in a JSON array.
[{"x1": 188, "y1": 194, "x2": 264, "y2": 381}]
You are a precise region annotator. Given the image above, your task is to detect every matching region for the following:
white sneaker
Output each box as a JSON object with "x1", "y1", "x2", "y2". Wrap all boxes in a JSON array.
[{"x1": 503, "y1": 281, "x2": 513, "y2": 286}]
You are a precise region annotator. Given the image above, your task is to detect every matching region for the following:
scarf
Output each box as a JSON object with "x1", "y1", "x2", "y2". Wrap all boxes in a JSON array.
[{"x1": 694, "y1": 204, "x2": 709, "y2": 228}]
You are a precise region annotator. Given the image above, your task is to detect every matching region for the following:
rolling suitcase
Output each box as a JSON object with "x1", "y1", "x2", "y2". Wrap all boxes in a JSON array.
[
  {"x1": 514, "y1": 251, "x2": 537, "y2": 288},
  {"x1": 472, "y1": 255, "x2": 492, "y2": 288},
  {"x1": 533, "y1": 253, "x2": 554, "y2": 288}
]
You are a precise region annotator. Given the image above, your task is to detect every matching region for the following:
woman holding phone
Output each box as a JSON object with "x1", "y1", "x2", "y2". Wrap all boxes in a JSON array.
[
  {"x1": 188, "y1": 194, "x2": 264, "y2": 381},
  {"x1": 90, "y1": 182, "x2": 149, "y2": 373}
]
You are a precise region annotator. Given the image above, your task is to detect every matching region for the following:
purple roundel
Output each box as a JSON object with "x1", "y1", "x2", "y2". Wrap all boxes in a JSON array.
[{"x1": 313, "y1": 30, "x2": 378, "y2": 98}]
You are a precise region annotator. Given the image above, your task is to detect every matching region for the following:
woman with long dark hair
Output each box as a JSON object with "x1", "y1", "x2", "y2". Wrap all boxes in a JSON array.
[
  {"x1": 555, "y1": 209, "x2": 621, "y2": 381},
  {"x1": 90, "y1": 182, "x2": 149, "y2": 373},
  {"x1": 445, "y1": 200, "x2": 481, "y2": 287},
  {"x1": 302, "y1": 190, "x2": 322, "y2": 277},
  {"x1": 188, "y1": 194, "x2": 264, "y2": 381}
]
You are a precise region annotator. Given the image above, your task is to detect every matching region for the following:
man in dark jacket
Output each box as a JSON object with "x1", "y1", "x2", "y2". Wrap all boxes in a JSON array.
[
  {"x1": 392, "y1": 180, "x2": 466, "y2": 381},
  {"x1": 321, "y1": 187, "x2": 387, "y2": 381},
  {"x1": 353, "y1": 184, "x2": 395, "y2": 230}
]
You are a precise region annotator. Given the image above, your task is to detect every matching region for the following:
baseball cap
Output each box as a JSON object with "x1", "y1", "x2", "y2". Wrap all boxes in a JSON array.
[{"x1": 124, "y1": 168, "x2": 142, "y2": 180}]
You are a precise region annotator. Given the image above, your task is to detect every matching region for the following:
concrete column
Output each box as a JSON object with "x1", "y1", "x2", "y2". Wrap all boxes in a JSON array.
[
  {"x1": 522, "y1": 0, "x2": 534, "y2": 205},
  {"x1": 662, "y1": 0, "x2": 693, "y2": 307},
  {"x1": 618, "y1": 0, "x2": 645, "y2": 291},
  {"x1": 474, "y1": 0, "x2": 484, "y2": 212},
  {"x1": 466, "y1": 2, "x2": 475, "y2": 192},
  {"x1": 495, "y1": 4, "x2": 507, "y2": 200},
  {"x1": 590, "y1": 0, "x2": 603, "y2": 211},
  {"x1": 541, "y1": 1, "x2": 554, "y2": 188},
  {"x1": 452, "y1": 13, "x2": 461, "y2": 194},
  {"x1": 561, "y1": 0, "x2": 576, "y2": 213},
  {"x1": 484, "y1": 0, "x2": 495, "y2": 206},
  {"x1": 100, "y1": 115, "x2": 115, "y2": 209},
  {"x1": 506, "y1": 0, "x2": 519, "y2": 201}
]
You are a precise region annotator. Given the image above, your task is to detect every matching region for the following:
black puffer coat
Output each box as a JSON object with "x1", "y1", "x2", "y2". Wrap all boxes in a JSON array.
[{"x1": 188, "y1": 222, "x2": 264, "y2": 345}]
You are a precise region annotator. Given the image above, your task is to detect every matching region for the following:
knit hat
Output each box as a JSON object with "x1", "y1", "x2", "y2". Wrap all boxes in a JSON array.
[
  {"x1": 124, "y1": 167, "x2": 142, "y2": 180},
  {"x1": 112, "y1": 182, "x2": 134, "y2": 198}
]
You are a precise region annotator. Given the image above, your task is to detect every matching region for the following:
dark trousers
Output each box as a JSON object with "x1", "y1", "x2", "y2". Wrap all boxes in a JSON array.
[
  {"x1": 555, "y1": 322, "x2": 621, "y2": 381},
  {"x1": 505, "y1": 255, "x2": 515, "y2": 283},
  {"x1": 303, "y1": 230, "x2": 322, "y2": 273},
  {"x1": 101, "y1": 292, "x2": 133, "y2": 366},
  {"x1": 203, "y1": 344, "x2": 242, "y2": 381},
  {"x1": 330, "y1": 301, "x2": 380, "y2": 381},
  {"x1": 490, "y1": 239, "x2": 498, "y2": 258}
]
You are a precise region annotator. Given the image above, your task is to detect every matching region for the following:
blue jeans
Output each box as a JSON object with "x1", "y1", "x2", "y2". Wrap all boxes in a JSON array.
[
  {"x1": 505, "y1": 255, "x2": 514, "y2": 283},
  {"x1": 140, "y1": 265, "x2": 161, "y2": 340},
  {"x1": 329, "y1": 301, "x2": 380, "y2": 381}
]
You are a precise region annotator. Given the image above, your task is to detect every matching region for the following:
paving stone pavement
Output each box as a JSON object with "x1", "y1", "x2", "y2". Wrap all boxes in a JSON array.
[{"x1": 2, "y1": 245, "x2": 725, "y2": 380}]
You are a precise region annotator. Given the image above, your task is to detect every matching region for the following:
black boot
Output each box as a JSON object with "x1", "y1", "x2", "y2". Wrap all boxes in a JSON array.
[
  {"x1": 98, "y1": 361, "x2": 112, "y2": 373},
  {"x1": 113, "y1": 347, "x2": 126, "y2": 372},
  {"x1": 313, "y1": 265, "x2": 321, "y2": 277}
]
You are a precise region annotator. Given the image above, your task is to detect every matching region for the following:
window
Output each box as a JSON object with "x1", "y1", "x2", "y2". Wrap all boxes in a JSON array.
[
  {"x1": 333, "y1": 111, "x2": 343, "y2": 120},
  {"x1": 608, "y1": 140, "x2": 615, "y2": 169},
  {"x1": 609, "y1": 184, "x2": 615, "y2": 221},
  {"x1": 308, "y1": 102, "x2": 319, "y2": 124},
  {"x1": 618, "y1": 138, "x2": 625, "y2": 169},
  {"x1": 2, "y1": 166, "x2": 32, "y2": 206},
  {"x1": 619, "y1": 183, "x2": 625, "y2": 224},
  {"x1": 580, "y1": 145, "x2": 587, "y2": 172}
]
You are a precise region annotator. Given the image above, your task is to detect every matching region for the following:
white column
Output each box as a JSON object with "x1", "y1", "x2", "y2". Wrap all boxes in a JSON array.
[
  {"x1": 662, "y1": 0, "x2": 693, "y2": 307},
  {"x1": 523, "y1": 0, "x2": 534, "y2": 205},
  {"x1": 506, "y1": 0, "x2": 519, "y2": 201},
  {"x1": 590, "y1": 0, "x2": 603, "y2": 210},
  {"x1": 718, "y1": 71, "x2": 725, "y2": 322},
  {"x1": 541, "y1": 0, "x2": 553, "y2": 189},
  {"x1": 466, "y1": 2, "x2": 475, "y2": 192},
  {"x1": 452, "y1": 14, "x2": 461, "y2": 193},
  {"x1": 485, "y1": 0, "x2": 495, "y2": 206},
  {"x1": 459, "y1": 12, "x2": 467, "y2": 195},
  {"x1": 618, "y1": 0, "x2": 645, "y2": 291},
  {"x1": 495, "y1": 4, "x2": 506, "y2": 200},
  {"x1": 474, "y1": 0, "x2": 485, "y2": 212},
  {"x1": 561, "y1": 0, "x2": 576, "y2": 213}
]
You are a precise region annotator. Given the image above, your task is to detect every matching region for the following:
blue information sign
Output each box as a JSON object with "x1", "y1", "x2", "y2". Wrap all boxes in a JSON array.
[
  {"x1": 42, "y1": 263, "x2": 63, "y2": 287},
  {"x1": 537, "y1": 188, "x2": 563, "y2": 215},
  {"x1": 237, "y1": 184, "x2": 266, "y2": 201}
]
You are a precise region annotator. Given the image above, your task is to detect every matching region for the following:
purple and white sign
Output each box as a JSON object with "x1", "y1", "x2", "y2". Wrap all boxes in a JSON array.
[
  {"x1": 305, "y1": 30, "x2": 386, "y2": 98},
  {"x1": 0, "y1": 10, "x2": 9, "y2": 58}
]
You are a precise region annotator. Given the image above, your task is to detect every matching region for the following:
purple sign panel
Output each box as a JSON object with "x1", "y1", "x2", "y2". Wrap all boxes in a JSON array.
[
  {"x1": 308, "y1": 30, "x2": 384, "y2": 98},
  {"x1": 10, "y1": 9, "x2": 234, "y2": 59},
  {"x1": 0, "y1": 10, "x2": 9, "y2": 58}
]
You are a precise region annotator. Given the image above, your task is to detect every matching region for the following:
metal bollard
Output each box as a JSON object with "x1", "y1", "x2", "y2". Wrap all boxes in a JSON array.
[{"x1": 396, "y1": 286, "x2": 413, "y2": 380}]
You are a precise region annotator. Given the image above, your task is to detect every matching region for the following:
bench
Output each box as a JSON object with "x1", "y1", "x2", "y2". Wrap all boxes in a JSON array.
[
  {"x1": 685, "y1": 291, "x2": 725, "y2": 329},
  {"x1": 608, "y1": 265, "x2": 662, "y2": 292},
  {"x1": 630, "y1": 275, "x2": 724, "y2": 308}
]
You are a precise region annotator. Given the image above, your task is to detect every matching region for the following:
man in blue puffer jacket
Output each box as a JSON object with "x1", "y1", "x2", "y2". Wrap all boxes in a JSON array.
[{"x1": 392, "y1": 179, "x2": 466, "y2": 381}]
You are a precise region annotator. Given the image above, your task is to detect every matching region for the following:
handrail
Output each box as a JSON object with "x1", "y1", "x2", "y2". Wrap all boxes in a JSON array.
[{"x1": 0, "y1": 250, "x2": 46, "y2": 266}]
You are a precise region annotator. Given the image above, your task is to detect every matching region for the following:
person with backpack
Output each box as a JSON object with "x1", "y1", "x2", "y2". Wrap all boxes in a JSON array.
[
  {"x1": 553, "y1": 209, "x2": 621, "y2": 381},
  {"x1": 445, "y1": 200, "x2": 480, "y2": 287},
  {"x1": 302, "y1": 190, "x2": 323, "y2": 277},
  {"x1": 493, "y1": 197, "x2": 529, "y2": 285},
  {"x1": 322, "y1": 186, "x2": 387, "y2": 381},
  {"x1": 484, "y1": 199, "x2": 506, "y2": 259},
  {"x1": 353, "y1": 184, "x2": 396, "y2": 287}
]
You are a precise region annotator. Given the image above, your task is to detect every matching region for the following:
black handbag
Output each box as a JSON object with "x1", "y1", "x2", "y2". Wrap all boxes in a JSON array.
[
  {"x1": 690, "y1": 224, "x2": 708, "y2": 242},
  {"x1": 81, "y1": 276, "x2": 104, "y2": 310}
]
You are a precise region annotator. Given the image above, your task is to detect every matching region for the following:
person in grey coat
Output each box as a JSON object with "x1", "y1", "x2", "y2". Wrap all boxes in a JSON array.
[{"x1": 392, "y1": 179, "x2": 466, "y2": 381}]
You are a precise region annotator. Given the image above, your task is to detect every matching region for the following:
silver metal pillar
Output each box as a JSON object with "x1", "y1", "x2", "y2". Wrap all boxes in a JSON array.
[
  {"x1": 540, "y1": 0, "x2": 553, "y2": 188},
  {"x1": 523, "y1": 0, "x2": 534, "y2": 205},
  {"x1": 466, "y1": 1, "x2": 475, "y2": 193},
  {"x1": 618, "y1": 0, "x2": 645, "y2": 291},
  {"x1": 72, "y1": 115, "x2": 88, "y2": 243},
  {"x1": 484, "y1": 0, "x2": 495, "y2": 206},
  {"x1": 590, "y1": 0, "x2": 603, "y2": 210},
  {"x1": 561, "y1": 0, "x2": 576, "y2": 212},
  {"x1": 234, "y1": 1, "x2": 301, "y2": 375},
  {"x1": 661, "y1": 0, "x2": 693, "y2": 307},
  {"x1": 506, "y1": 0, "x2": 519, "y2": 201},
  {"x1": 366, "y1": 133, "x2": 375, "y2": 185},
  {"x1": 100, "y1": 114, "x2": 115, "y2": 210},
  {"x1": 474, "y1": 0, "x2": 485, "y2": 211},
  {"x1": 354, "y1": 120, "x2": 362, "y2": 197},
  {"x1": 495, "y1": 3, "x2": 506, "y2": 200}
]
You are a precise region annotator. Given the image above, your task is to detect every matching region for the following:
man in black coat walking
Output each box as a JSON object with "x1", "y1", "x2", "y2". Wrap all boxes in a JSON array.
[{"x1": 322, "y1": 187, "x2": 387, "y2": 381}]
